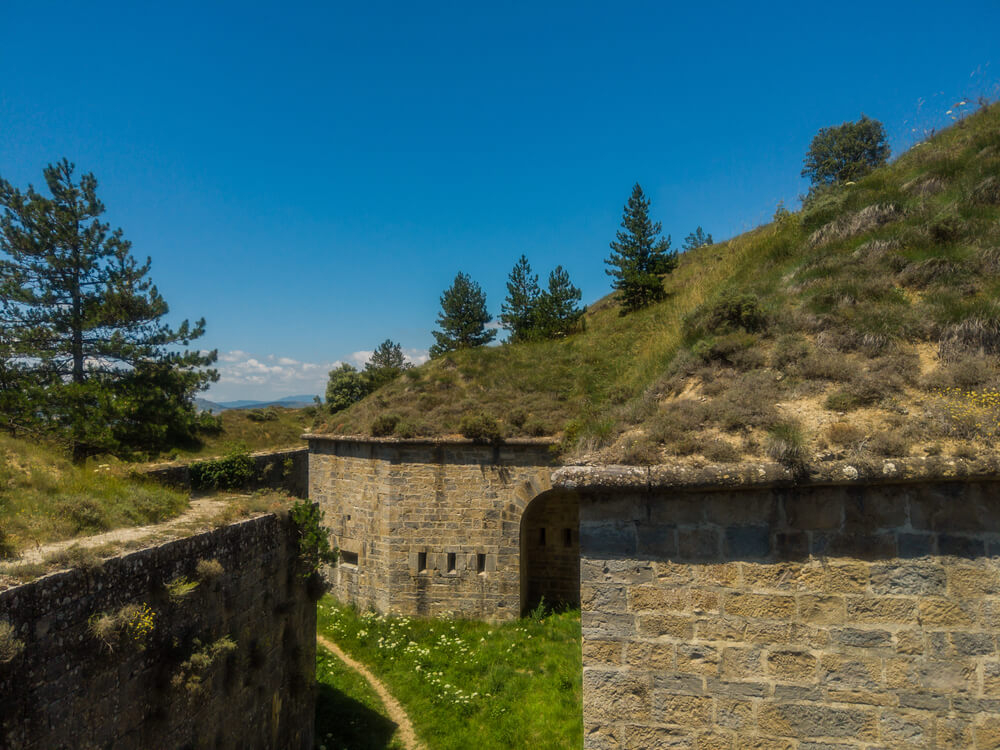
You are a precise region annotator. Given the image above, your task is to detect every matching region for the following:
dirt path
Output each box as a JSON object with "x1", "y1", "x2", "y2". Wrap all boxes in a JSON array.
[
  {"x1": 316, "y1": 633, "x2": 423, "y2": 750},
  {"x1": 5, "y1": 497, "x2": 230, "y2": 566}
]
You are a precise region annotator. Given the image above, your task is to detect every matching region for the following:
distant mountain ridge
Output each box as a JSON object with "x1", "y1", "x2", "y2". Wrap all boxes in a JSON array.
[{"x1": 196, "y1": 394, "x2": 318, "y2": 413}]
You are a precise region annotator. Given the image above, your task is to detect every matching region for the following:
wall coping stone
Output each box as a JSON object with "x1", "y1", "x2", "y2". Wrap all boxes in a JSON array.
[
  {"x1": 140, "y1": 445, "x2": 307, "y2": 472},
  {"x1": 554, "y1": 454, "x2": 1000, "y2": 492},
  {"x1": 304, "y1": 433, "x2": 559, "y2": 447}
]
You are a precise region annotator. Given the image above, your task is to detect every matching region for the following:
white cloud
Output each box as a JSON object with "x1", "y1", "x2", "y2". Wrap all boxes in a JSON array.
[{"x1": 206, "y1": 346, "x2": 430, "y2": 402}]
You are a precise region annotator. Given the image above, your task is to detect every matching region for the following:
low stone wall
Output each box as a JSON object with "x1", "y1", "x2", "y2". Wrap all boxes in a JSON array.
[
  {"x1": 307, "y1": 435, "x2": 557, "y2": 620},
  {"x1": 141, "y1": 446, "x2": 309, "y2": 497},
  {"x1": 0, "y1": 513, "x2": 316, "y2": 749},
  {"x1": 558, "y1": 460, "x2": 1000, "y2": 750}
]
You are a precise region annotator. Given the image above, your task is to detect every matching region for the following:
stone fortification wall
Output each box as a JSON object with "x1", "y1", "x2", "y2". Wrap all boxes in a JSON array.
[
  {"x1": 307, "y1": 435, "x2": 557, "y2": 620},
  {"x1": 0, "y1": 513, "x2": 316, "y2": 750},
  {"x1": 558, "y1": 459, "x2": 1000, "y2": 750},
  {"x1": 141, "y1": 446, "x2": 309, "y2": 496}
]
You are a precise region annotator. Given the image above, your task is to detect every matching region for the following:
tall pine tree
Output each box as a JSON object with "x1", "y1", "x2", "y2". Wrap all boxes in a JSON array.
[
  {"x1": 500, "y1": 254, "x2": 541, "y2": 342},
  {"x1": 429, "y1": 272, "x2": 496, "y2": 357},
  {"x1": 536, "y1": 266, "x2": 584, "y2": 338},
  {"x1": 605, "y1": 183, "x2": 676, "y2": 313},
  {"x1": 0, "y1": 159, "x2": 217, "y2": 459}
]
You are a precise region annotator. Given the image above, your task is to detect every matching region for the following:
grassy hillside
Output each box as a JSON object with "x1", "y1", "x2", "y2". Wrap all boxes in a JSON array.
[
  {"x1": 319, "y1": 103, "x2": 1000, "y2": 467},
  {"x1": 164, "y1": 406, "x2": 319, "y2": 461},
  {"x1": 0, "y1": 434, "x2": 188, "y2": 558}
]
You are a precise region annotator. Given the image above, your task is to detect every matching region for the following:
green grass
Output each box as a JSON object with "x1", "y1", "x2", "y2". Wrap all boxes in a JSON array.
[
  {"x1": 318, "y1": 103, "x2": 1000, "y2": 465},
  {"x1": 0, "y1": 434, "x2": 188, "y2": 557},
  {"x1": 316, "y1": 648, "x2": 407, "y2": 750},
  {"x1": 316, "y1": 596, "x2": 582, "y2": 750},
  {"x1": 163, "y1": 406, "x2": 319, "y2": 461}
]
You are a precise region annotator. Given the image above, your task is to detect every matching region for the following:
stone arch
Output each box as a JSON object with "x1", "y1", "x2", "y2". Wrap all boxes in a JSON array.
[{"x1": 518, "y1": 488, "x2": 580, "y2": 615}]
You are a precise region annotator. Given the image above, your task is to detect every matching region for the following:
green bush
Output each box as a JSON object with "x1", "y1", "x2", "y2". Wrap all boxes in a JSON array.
[
  {"x1": 245, "y1": 407, "x2": 279, "y2": 422},
  {"x1": 683, "y1": 291, "x2": 767, "y2": 341},
  {"x1": 290, "y1": 500, "x2": 337, "y2": 576},
  {"x1": 459, "y1": 413, "x2": 502, "y2": 442},
  {"x1": 189, "y1": 446, "x2": 256, "y2": 490},
  {"x1": 370, "y1": 414, "x2": 400, "y2": 437}
]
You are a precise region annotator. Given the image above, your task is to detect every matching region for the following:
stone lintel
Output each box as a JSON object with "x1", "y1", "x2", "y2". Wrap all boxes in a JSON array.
[{"x1": 554, "y1": 454, "x2": 1000, "y2": 493}]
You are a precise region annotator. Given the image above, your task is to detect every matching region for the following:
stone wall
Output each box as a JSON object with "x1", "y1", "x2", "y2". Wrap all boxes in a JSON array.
[
  {"x1": 141, "y1": 447, "x2": 309, "y2": 497},
  {"x1": 560, "y1": 461, "x2": 1000, "y2": 750},
  {"x1": 307, "y1": 435, "x2": 557, "y2": 620},
  {"x1": 0, "y1": 513, "x2": 316, "y2": 750}
]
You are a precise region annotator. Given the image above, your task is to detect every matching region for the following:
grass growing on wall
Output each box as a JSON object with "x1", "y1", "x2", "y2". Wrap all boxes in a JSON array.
[{"x1": 315, "y1": 596, "x2": 582, "y2": 750}]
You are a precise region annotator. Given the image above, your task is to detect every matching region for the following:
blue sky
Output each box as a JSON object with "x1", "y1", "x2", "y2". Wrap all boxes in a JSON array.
[{"x1": 2, "y1": 1, "x2": 998, "y2": 400}]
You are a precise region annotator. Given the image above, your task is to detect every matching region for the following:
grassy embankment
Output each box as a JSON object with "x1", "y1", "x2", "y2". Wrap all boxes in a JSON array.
[
  {"x1": 162, "y1": 405, "x2": 319, "y2": 461},
  {"x1": 0, "y1": 433, "x2": 188, "y2": 559},
  {"x1": 316, "y1": 596, "x2": 582, "y2": 750},
  {"x1": 320, "y1": 104, "x2": 1000, "y2": 466}
]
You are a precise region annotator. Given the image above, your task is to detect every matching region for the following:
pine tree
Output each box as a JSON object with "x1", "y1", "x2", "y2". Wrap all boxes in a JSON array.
[
  {"x1": 500, "y1": 254, "x2": 541, "y2": 342},
  {"x1": 605, "y1": 183, "x2": 676, "y2": 313},
  {"x1": 682, "y1": 226, "x2": 713, "y2": 252},
  {"x1": 364, "y1": 339, "x2": 412, "y2": 389},
  {"x1": 536, "y1": 265, "x2": 584, "y2": 338},
  {"x1": 429, "y1": 272, "x2": 496, "y2": 357},
  {"x1": 0, "y1": 159, "x2": 217, "y2": 459}
]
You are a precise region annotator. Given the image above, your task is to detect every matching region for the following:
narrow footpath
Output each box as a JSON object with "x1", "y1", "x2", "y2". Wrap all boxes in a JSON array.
[{"x1": 316, "y1": 633, "x2": 424, "y2": 750}]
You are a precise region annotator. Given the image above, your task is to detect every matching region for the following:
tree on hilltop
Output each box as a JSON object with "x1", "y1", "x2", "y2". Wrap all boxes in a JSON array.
[
  {"x1": 364, "y1": 339, "x2": 412, "y2": 389},
  {"x1": 802, "y1": 115, "x2": 890, "y2": 190},
  {"x1": 0, "y1": 159, "x2": 217, "y2": 459},
  {"x1": 682, "y1": 226, "x2": 713, "y2": 252},
  {"x1": 500, "y1": 255, "x2": 541, "y2": 343},
  {"x1": 430, "y1": 272, "x2": 496, "y2": 357},
  {"x1": 535, "y1": 266, "x2": 584, "y2": 338},
  {"x1": 605, "y1": 183, "x2": 677, "y2": 313}
]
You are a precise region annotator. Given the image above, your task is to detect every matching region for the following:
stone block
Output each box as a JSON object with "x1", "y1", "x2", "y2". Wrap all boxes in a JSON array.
[
  {"x1": 583, "y1": 669, "x2": 652, "y2": 723},
  {"x1": 948, "y1": 563, "x2": 1000, "y2": 598},
  {"x1": 869, "y1": 561, "x2": 946, "y2": 596},
  {"x1": 637, "y1": 524, "x2": 679, "y2": 559},
  {"x1": 723, "y1": 527, "x2": 771, "y2": 559},
  {"x1": 846, "y1": 596, "x2": 918, "y2": 624},
  {"x1": 653, "y1": 673, "x2": 706, "y2": 695},
  {"x1": 917, "y1": 598, "x2": 977, "y2": 627},
  {"x1": 696, "y1": 563, "x2": 742, "y2": 588},
  {"x1": 582, "y1": 611, "x2": 636, "y2": 640},
  {"x1": 626, "y1": 641, "x2": 675, "y2": 670},
  {"x1": 797, "y1": 595, "x2": 845, "y2": 625},
  {"x1": 939, "y1": 534, "x2": 987, "y2": 558},
  {"x1": 583, "y1": 640, "x2": 624, "y2": 666},
  {"x1": 831, "y1": 628, "x2": 892, "y2": 649},
  {"x1": 715, "y1": 698, "x2": 754, "y2": 730},
  {"x1": 721, "y1": 647, "x2": 763, "y2": 680},
  {"x1": 724, "y1": 593, "x2": 795, "y2": 620},
  {"x1": 637, "y1": 614, "x2": 695, "y2": 640},
  {"x1": 898, "y1": 533, "x2": 934, "y2": 558},
  {"x1": 655, "y1": 693, "x2": 714, "y2": 728},
  {"x1": 756, "y1": 703, "x2": 878, "y2": 741},
  {"x1": 679, "y1": 528, "x2": 721, "y2": 560},
  {"x1": 766, "y1": 650, "x2": 817, "y2": 682},
  {"x1": 676, "y1": 643, "x2": 721, "y2": 676}
]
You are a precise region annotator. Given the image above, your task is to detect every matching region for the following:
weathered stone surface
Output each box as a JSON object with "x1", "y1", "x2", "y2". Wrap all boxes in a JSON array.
[{"x1": 0, "y1": 514, "x2": 315, "y2": 749}]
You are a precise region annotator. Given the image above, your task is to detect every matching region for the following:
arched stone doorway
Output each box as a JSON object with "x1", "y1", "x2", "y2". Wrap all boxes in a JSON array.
[{"x1": 519, "y1": 489, "x2": 580, "y2": 614}]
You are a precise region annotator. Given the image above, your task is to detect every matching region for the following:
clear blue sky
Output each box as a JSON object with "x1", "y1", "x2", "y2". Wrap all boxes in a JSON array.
[{"x1": 2, "y1": 1, "x2": 997, "y2": 400}]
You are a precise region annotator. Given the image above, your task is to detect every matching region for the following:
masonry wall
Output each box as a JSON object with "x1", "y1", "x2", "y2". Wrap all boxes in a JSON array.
[
  {"x1": 307, "y1": 436, "x2": 556, "y2": 620},
  {"x1": 141, "y1": 447, "x2": 310, "y2": 497},
  {"x1": 577, "y1": 477, "x2": 1000, "y2": 750},
  {"x1": 0, "y1": 514, "x2": 316, "y2": 750}
]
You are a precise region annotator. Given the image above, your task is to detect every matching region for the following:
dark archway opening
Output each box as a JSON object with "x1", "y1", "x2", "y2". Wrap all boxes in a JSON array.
[{"x1": 519, "y1": 489, "x2": 580, "y2": 614}]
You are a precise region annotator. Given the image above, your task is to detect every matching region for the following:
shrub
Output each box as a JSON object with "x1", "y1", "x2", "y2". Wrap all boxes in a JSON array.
[
  {"x1": 195, "y1": 558, "x2": 225, "y2": 580},
  {"x1": 692, "y1": 332, "x2": 765, "y2": 369},
  {"x1": 246, "y1": 407, "x2": 279, "y2": 422},
  {"x1": 869, "y1": 431, "x2": 910, "y2": 457},
  {"x1": 684, "y1": 291, "x2": 767, "y2": 339},
  {"x1": 166, "y1": 576, "x2": 199, "y2": 602},
  {"x1": 765, "y1": 422, "x2": 805, "y2": 466},
  {"x1": 802, "y1": 115, "x2": 890, "y2": 190},
  {"x1": 370, "y1": 414, "x2": 400, "y2": 437},
  {"x1": 171, "y1": 636, "x2": 238, "y2": 696},
  {"x1": 89, "y1": 602, "x2": 156, "y2": 651},
  {"x1": 190, "y1": 446, "x2": 255, "y2": 490},
  {"x1": 393, "y1": 420, "x2": 418, "y2": 439},
  {"x1": 459, "y1": 413, "x2": 502, "y2": 442},
  {"x1": 290, "y1": 500, "x2": 337, "y2": 576},
  {"x1": 825, "y1": 422, "x2": 865, "y2": 448},
  {"x1": 702, "y1": 439, "x2": 742, "y2": 463},
  {"x1": 0, "y1": 621, "x2": 24, "y2": 663}
]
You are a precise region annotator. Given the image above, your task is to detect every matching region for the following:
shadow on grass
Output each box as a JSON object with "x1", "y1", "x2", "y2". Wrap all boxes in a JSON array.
[{"x1": 315, "y1": 681, "x2": 400, "y2": 750}]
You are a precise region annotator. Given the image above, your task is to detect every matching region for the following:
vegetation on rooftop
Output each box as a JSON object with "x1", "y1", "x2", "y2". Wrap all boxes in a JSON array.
[{"x1": 318, "y1": 104, "x2": 1000, "y2": 467}]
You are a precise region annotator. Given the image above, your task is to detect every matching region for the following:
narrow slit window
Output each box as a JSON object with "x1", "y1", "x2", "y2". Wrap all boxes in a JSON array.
[
  {"x1": 538, "y1": 527, "x2": 546, "y2": 546},
  {"x1": 447, "y1": 552, "x2": 457, "y2": 574},
  {"x1": 477, "y1": 553, "x2": 486, "y2": 574},
  {"x1": 341, "y1": 550, "x2": 359, "y2": 567},
  {"x1": 417, "y1": 551, "x2": 427, "y2": 573},
  {"x1": 563, "y1": 528, "x2": 573, "y2": 547}
]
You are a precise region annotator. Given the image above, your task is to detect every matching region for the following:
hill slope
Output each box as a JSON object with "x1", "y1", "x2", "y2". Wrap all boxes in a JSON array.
[{"x1": 318, "y1": 104, "x2": 1000, "y2": 467}]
